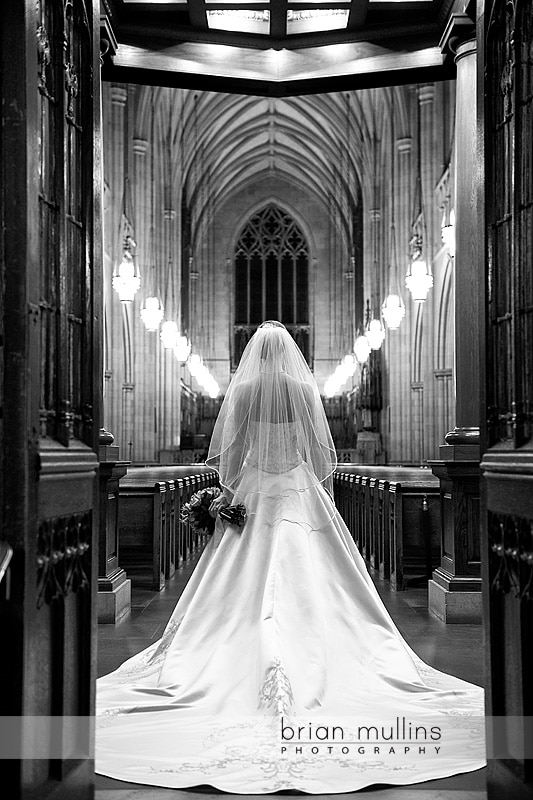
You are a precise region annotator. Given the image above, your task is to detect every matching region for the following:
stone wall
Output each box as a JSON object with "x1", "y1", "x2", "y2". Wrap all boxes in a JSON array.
[{"x1": 102, "y1": 83, "x2": 456, "y2": 465}]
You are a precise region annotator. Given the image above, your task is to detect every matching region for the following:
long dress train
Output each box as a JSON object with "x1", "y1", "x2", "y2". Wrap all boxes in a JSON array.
[{"x1": 96, "y1": 456, "x2": 486, "y2": 793}]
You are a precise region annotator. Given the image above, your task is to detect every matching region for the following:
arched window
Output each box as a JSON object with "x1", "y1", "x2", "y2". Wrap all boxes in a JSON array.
[{"x1": 233, "y1": 204, "x2": 310, "y2": 366}]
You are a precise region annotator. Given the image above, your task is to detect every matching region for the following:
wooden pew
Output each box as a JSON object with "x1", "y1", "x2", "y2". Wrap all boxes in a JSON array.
[
  {"x1": 118, "y1": 478, "x2": 167, "y2": 590},
  {"x1": 377, "y1": 479, "x2": 391, "y2": 581},
  {"x1": 118, "y1": 466, "x2": 219, "y2": 590},
  {"x1": 333, "y1": 466, "x2": 440, "y2": 590}
]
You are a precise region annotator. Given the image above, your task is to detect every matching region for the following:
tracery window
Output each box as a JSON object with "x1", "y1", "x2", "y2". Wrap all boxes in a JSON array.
[{"x1": 233, "y1": 204, "x2": 310, "y2": 366}]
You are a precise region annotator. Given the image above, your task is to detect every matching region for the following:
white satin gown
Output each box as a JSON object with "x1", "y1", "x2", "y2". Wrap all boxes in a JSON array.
[{"x1": 96, "y1": 427, "x2": 486, "y2": 793}]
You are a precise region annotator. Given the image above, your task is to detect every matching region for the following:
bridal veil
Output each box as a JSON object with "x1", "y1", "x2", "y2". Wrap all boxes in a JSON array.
[{"x1": 206, "y1": 321, "x2": 337, "y2": 498}]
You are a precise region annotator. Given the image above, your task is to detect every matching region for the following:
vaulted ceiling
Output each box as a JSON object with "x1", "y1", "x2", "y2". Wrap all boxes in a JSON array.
[
  {"x1": 135, "y1": 84, "x2": 415, "y2": 247},
  {"x1": 100, "y1": 0, "x2": 471, "y2": 95}
]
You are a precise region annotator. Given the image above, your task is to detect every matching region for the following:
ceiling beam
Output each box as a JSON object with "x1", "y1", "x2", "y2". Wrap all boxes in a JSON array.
[
  {"x1": 104, "y1": 40, "x2": 454, "y2": 96},
  {"x1": 115, "y1": 20, "x2": 441, "y2": 51}
]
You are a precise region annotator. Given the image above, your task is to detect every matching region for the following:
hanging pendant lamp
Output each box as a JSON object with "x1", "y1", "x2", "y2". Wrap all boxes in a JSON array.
[
  {"x1": 366, "y1": 317, "x2": 386, "y2": 349},
  {"x1": 112, "y1": 235, "x2": 141, "y2": 303},
  {"x1": 381, "y1": 293, "x2": 406, "y2": 329},
  {"x1": 405, "y1": 258, "x2": 434, "y2": 302},
  {"x1": 174, "y1": 335, "x2": 192, "y2": 362},
  {"x1": 354, "y1": 333, "x2": 371, "y2": 364},
  {"x1": 140, "y1": 295, "x2": 164, "y2": 331}
]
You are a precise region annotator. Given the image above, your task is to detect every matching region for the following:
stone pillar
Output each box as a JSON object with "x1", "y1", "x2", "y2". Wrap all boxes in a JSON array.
[
  {"x1": 428, "y1": 38, "x2": 482, "y2": 623},
  {"x1": 132, "y1": 137, "x2": 150, "y2": 462},
  {"x1": 365, "y1": 207, "x2": 380, "y2": 307},
  {"x1": 163, "y1": 208, "x2": 181, "y2": 454},
  {"x1": 106, "y1": 85, "x2": 128, "y2": 446},
  {"x1": 417, "y1": 84, "x2": 436, "y2": 463},
  {"x1": 97, "y1": 429, "x2": 131, "y2": 624},
  {"x1": 390, "y1": 136, "x2": 413, "y2": 464}
]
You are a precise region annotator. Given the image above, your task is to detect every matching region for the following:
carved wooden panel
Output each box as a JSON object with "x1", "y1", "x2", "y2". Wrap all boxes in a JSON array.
[
  {"x1": 488, "y1": 511, "x2": 533, "y2": 603},
  {"x1": 37, "y1": 0, "x2": 61, "y2": 441},
  {"x1": 486, "y1": 0, "x2": 533, "y2": 448},
  {"x1": 36, "y1": 512, "x2": 91, "y2": 608},
  {"x1": 37, "y1": 0, "x2": 94, "y2": 448},
  {"x1": 514, "y1": 0, "x2": 533, "y2": 447},
  {"x1": 486, "y1": 0, "x2": 515, "y2": 446},
  {"x1": 1, "y1": 1, "x2": 101, "y2": 797},
  {"x1": 483, "y1": 2, "x2": 533, "y2": 794}
]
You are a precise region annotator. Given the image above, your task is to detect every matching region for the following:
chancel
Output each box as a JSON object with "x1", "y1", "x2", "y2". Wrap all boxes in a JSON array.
[{"x1": 1, "y1": 1, "x2": 532, "y2": 799}]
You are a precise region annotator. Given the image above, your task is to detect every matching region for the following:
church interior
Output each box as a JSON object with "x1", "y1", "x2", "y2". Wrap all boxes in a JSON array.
[{"x1": 1, "y1": 0, "x2": 532, "y2": 798}]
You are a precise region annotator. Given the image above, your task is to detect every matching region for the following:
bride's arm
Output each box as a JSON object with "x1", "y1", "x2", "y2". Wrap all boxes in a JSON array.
[
  {"x1": 219, "y1": 431, "x2": 246, "y2": 502},
  {"x1": 218, "y1": 385, "x2": 249, "y2": 501}
]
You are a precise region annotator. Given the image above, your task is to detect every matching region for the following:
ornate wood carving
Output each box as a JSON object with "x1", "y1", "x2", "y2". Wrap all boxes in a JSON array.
[
  {"x1": 489, "y1": 511, "x2": 533, "y2": 601},
  {"x1": 486, "y1": 0, "x2": 533, "y2": 449},
  {"x1": 1, "y1": 0, "x2": 101, "y2": 795},
  {"x1": 37, "y1": 0, "x2": 94, "y2": 447},
  {"x1": 483, "y1": 2, "x2": 533, "y2": 793},
  {"x1": 36, "y1": 512, "x2": 91, "y2": 608}
]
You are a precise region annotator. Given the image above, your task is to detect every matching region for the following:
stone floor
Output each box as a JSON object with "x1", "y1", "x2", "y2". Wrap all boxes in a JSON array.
[{"x1": 95, "y1": 551, "x2": 487, "y2": 800}]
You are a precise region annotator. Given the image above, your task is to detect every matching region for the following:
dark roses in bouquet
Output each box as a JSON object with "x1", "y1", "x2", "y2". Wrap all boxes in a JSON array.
[{"x1": 180, "y1": 486, "x2": 247, "y2": 536}]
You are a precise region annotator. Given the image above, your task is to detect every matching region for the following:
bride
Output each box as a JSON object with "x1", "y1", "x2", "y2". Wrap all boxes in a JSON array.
[{"x1": 96, "y1": 321, "x2": 486, "y2": 793}]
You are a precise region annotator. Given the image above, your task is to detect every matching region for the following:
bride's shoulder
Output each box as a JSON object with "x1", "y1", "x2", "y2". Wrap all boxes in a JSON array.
[
  {"x1": 283, "y1": 373, "x2": 314, "y2": 395},
  {"x1": 233, "y1": 377, "x2": 260, "y2": 405},
  {"x1": 233, "y1": 378, "x2": 254, "y2": 397}
]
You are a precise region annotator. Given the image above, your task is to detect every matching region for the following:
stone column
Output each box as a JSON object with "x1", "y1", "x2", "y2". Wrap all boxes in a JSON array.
[
  {"x1": 417, "y1": 84, "x2": 437, "y2": 462},
  {"x1": 365, "y1": 207, "x2": 380, "y2": 308},
  {"x1": 98, "y1": 70, "x2": 131, "y2": 623},
  {"x1": 428, "y1": 38, "x2": 482, "y2": 623},
  {"x1": 132, "y1": 137, "x2": 153, "y2": 463},
  {"x1": 392, "y1": 137, "x2": 413, "y2": 463},
  {"x1": 106, "y1": 85, "x2": 128, "y2": 445},
  {"x1": 163, "y1": 208, "x2": 181, "y2": 455}
]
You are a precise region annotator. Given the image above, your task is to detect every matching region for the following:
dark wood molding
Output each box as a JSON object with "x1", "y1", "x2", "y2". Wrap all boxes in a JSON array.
[
  {"x1": 114, "y1": 19, "x2": 441, "y2": 51},
  {"x1": 187, "y1": 0, "x2": 208, "y2": 29},
  {"x1": 439, "y1": 11, "x2": 476, "y2": 59},
  {"x1": 348, "y1": 0, "x2": 369, "y2": 28}
]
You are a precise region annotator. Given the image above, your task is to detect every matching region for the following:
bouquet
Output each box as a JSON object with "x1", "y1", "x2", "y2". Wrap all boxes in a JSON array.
[{"x1": 180, "y1": 486, "x2": 247, "y2": 536}]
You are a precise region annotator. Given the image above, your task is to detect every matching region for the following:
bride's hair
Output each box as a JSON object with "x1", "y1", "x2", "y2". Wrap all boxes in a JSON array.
[
  {"x1": 258, "y1": 321, "x2": 288, "y2": 365},
  {"x1": 259, "y1": 320, "x2": 286, "y2": 329}
]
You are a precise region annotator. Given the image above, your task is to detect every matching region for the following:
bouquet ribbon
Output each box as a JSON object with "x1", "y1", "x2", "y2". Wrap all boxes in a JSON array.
[
  {"x1": 213, "y1": 503, "x2": 247, "y2": 548},
  {"x1": 218, "y1": 504, "x2": 247, "y2": 526}
]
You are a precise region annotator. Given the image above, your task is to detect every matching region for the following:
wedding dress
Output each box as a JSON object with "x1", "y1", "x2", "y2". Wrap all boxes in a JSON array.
[{"x1": 96, "y1": 324, "x2": 485, "y2": 793}]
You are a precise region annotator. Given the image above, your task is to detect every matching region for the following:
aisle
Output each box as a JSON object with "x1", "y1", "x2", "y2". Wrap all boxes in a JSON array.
[{"x1": 96, "y1": 552, "x2": 486, "y2": 799}]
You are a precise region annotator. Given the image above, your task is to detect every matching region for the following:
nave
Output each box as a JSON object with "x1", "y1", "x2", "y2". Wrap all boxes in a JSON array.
[
  {"x1": 2, "y1": 1, "x2": 533, "y2": 798},
  {"x1": 94, "y1": 548, "x2": 486, "y2": 800}
]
